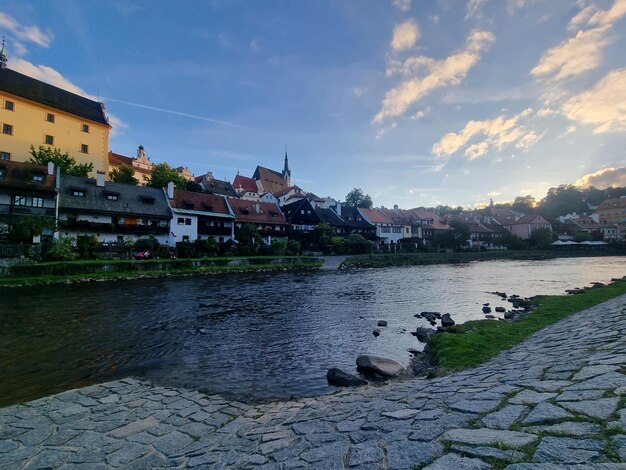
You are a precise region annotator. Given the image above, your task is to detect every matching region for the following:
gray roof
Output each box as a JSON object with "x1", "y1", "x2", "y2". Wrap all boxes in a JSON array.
[
  {"x1": 59, "y1": 176, "x2": 171, "y2": 219},
  {"x1": 0, "y1": 68, "x2": 109, "y2": 125}
]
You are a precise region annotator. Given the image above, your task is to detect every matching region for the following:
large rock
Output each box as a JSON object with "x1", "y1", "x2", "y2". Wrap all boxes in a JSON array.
[
  {"x1": 412, "y1": 327, "x2": 437, "y2": 342},
  {"x1": 441, "y1": 313, "x2": 455, "y2": 327},
  {"x1": 495, "y1": 306, "x2": 506, "y2": 313},
  {"x1": 482, "y1": 306, "x2": 492, "y2": 313},
  {"x1": 356, "y1": 355, "x2": 405, "y2": 377},
  {"x1": 326, "y1": 368, "x2": 367, "y2": 387}
]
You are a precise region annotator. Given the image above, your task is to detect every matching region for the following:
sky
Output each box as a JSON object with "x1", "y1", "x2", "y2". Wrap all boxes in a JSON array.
[{"x1": 1, "y1": 0, "x2": 625, "y2": 209}]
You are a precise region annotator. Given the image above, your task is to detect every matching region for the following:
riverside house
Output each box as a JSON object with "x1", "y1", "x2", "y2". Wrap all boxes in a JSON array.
[
  {"x1": 358, "y1": 208, "x2": 404, "y2": 247},
  {"x1": 0, "y1": 159, "x2": 57, "y2": 242},
  {"x1": 167, "y1": 185, "x2": 235, "y2": 245},
  {"x1": 58, "y1": 172, "x2": 171, "y2": 244},
  {"x1": 228, "y1": 198, "x2": 288, "y2": 244},
  {"x1": 494, "y1": 214, "x2": 552, "y2": 239}
]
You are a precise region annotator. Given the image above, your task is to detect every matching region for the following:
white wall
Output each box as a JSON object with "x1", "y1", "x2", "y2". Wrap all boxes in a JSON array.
[{"x1": 169, "y1": 213, "x2": 198, "y2": 244}]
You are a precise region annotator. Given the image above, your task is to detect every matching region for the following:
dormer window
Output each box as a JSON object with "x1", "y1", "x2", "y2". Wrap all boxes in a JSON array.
[
  {"x1": 72, "y1": 189, "x2": 86, "y2": 197},
  {"x1": 202, "y1": 203, "x2": 213, "y2": 211},
  {"x1": 105, "y1": 191, "x2": 120, "y2": 201},
  {"x1": 31, "y1": 174, "x2": 45, "y2": 183},
  {"x1": 140, "y1": 195, "x2": 155, "y2": 204},
  {"x1": 241, "y1": 208, "x2": 250, "y2": 215}
]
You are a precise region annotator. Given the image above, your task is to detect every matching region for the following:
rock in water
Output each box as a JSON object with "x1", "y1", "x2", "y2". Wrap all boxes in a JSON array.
[
  {"x1": 482, "y1": 306, "x2": 492, "y2": 313},
  {"x1": 412, "y1": 327, "x2": 437, "y2": 342},
  {"x1": 327, "y1": 368, "x2": 367, "y2": 387},
  {"x1": 495, "y1": 306, "x2": 506, "y2": 313},
  {"x1": 356, "y1": 355, "x2": 405, "y2": 377},
  {"x1": 373, "y1": 328, "x2": 381, "y2": 337},
  {"x1": 377, "y1": 320, "x2": 388, "y2": 327},
  {"x1": 441, "y1": 313, "x2": 455, "y2": 327}
]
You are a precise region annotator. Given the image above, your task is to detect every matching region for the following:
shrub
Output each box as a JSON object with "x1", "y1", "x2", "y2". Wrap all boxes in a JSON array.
[
  {"x1": 288, "y1": 239, "x2": 301, "y2": 256},
  {"x1": 331, "y1": 236, "x2": 346, "y2": 254},
  {"x1": 176, "y1": 241, "x2": 195, "y2": 258},
  {"x1": 194, "y1": 238, "x2": 218, "y2": 257},
  {"x1": 269, "y1": 239, "x2": 287, "y2": 255},
  {"x1": 344, "y1": 234, "x2": 372, "y2": 254},
  {"x1": 45, "y1": 237, "x2": 78, "y2": 261},
  {"x1": 76, "y1": 235, "x2": 101, "y2": 259},
  {"x1": 134, "y1": 238, "x2": 156, "y2": 252}
]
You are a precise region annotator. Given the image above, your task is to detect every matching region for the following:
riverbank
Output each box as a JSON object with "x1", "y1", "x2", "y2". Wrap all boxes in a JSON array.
[
  {"x1": 343, "y1": 249, "x2": 626, "y2": 268},
  {"x1": 1, "y1": 293, "x2": 624, "y2": 468},
  {"x1": 427, "y1": 278, "x2": 626, "y2": 378},
  {"x1": 0, "y1": 257, "x2": 323, "y2": 287}
]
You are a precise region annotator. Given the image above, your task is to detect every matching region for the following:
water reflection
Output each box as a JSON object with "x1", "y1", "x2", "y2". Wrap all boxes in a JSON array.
[{"x1": 1, "y1": 256, "x2": 624, "y2": 406}]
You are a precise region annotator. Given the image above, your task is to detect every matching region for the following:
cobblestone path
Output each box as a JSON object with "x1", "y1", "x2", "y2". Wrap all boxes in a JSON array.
[{"x1": 1, "y1": 295, "x2": 625, "y2": 469}]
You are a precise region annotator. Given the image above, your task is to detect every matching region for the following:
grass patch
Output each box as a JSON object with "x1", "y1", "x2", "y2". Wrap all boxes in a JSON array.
[{"x1": 428, "y1": 280, "x2": 626, "y2": 374}]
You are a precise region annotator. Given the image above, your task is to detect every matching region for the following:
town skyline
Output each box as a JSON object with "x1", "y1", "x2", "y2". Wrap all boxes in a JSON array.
[{"x1": 1, "y1": 0, "x2": 625, "y2": 208}]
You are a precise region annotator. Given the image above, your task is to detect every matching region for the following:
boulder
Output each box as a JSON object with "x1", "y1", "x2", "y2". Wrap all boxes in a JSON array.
[
  {"x1": 482, "y1": 306, "x2": 492, "y2": 313},
  {"x1": 377, "y1": 320, "x2": 388, "y2": 327},
  {"x1": 356, "y1": 355, "x2": 405, "y2": 377},
  {"x1": 441, "y1": 313, "x2": 455, "y2": 327},
  {"x1": 327, "y1": 368, "x2": 367, "y2": 387},
  {"x1": 373, "y1": 328, "x2": 381, "y2": 337},
  {"x1": 412, "y1": 327, "x2": 437, "y2": 342},
  {"x1": 504, "y1": 311, "x2": 515, "y2": 320},
  {"x1": 495, "y1": 306, "x2": 506, "y2": 313},
  {"x1": 485, "y1": 314, "x2": 496, "y2": 319}
]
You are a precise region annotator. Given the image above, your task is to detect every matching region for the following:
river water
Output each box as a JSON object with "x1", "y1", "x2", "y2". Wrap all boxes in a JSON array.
[{"x1": 1, "y1": 256, "x2": 625, "y2": 406}]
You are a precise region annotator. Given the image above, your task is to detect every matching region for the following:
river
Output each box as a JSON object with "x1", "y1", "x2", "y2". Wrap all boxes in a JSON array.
[{"x1": 1, "y1": 256, "x2": 625, "y2": 406}]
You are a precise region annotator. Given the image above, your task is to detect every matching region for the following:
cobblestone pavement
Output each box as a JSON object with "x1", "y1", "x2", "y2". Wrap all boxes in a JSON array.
[{"x1": 1, "y1": 295, "x2": 625, "y2": 469}]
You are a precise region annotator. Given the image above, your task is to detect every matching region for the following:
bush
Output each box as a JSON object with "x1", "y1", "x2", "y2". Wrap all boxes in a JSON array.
[
  {"x1": 45, "y1": 237, "x2": 78, "y2": 261},
  {"x1": 176, "y1": 241, "x2": 195, "y2": 258},
  {"x1": 288, "y1": 240, "x2": 301, "y2": 256},
  {"x1": 344, "y1": 234, "x2": 372, "y2": 254},
  {"x1": 76, "y1": 235, "x2": 101, "y2": 259},
  {"x1": 270, "y1": 239, "x2": 287, "y2": 255},
  {"x1": 331, "y1": 236, "x2": 346, "y2": 254},
  {"x1": 134, "y1": 238, "x2": 156, "y2": 252},
  {"x1": 194, "y1": 238, "x2": 218, "y2": 257}
]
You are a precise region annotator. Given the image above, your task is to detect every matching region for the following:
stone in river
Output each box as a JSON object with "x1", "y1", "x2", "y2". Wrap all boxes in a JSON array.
[
  {"x1": 377, "y1": 320, "x2": 388, "y2": 327},
  {"x1": 441, "y1": 313, "x2": 455, "y2": 327},
  {"x1": 495, "y1": 307, "x2": 506, "y2": 313},
  {"x1": 482, "y1": 306, "x2": 492, "y2": 313},
  {"x1": 373, "y1": 328, "x2": 381, "y2": 337},
  {"x1": 356, "y1": 355, "x2": 405, "y2": 377},
  {"x1": 412, "y1": 327, "x2": 437, "y2": 342},
  {"x1": 327, "y1": 368, "x2": 367, "y2": 387}
]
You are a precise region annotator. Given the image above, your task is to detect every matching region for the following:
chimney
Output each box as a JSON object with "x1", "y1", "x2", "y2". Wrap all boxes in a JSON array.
[
  {"x1": 47, "y1": 161, "x2": 54, "y2": 176},
  {"x1": 96, "y1": 171, "x2": 105, "y2": 187},
  {"x1": 167, "y1": 181, "x2": 174, "y2": 199},
  {"x1": 205, "y1": 171, "x2": 213, "y2": 181},
  {"x1": 394, "y1": 204, "x2": 399, "y2": 210},
  {"x1": 255, "y1": 203, "x2": 260, "y2": 213},
  {"x1": 336, "y1": 202, "x2": 341, "y2": 216}
]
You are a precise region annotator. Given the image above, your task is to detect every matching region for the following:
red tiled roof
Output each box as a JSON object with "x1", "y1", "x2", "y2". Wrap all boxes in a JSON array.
[
  {"x1": 597, "y1": 198, "x2": 626, "y2": 210},
  {"x1": 253, "y1": 166, "x2": 288, "y2": 194},
  {"x1": 228, "y1": 198, "x2": 288, "y2": 225},
  {"x1": 358, "y1": 208, "x2": 395, "y2": 224},
  {"x1": 0, "y1": 159, "x2": 56, "y2": 192},
  {"x1": 273, "y1": 185, "x2": 302, "y2": 198},
  {"x1": 233, "y1": 175, "x2": 258, "y2": 193},
  {"x1": 170, "y1": 189, "x2": 231, "y2": 215},
  {"x1": 495, "y1": 214, "x2": 550, "y2": 226}
]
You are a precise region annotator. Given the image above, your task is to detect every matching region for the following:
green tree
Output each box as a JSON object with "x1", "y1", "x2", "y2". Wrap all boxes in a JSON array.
[
  {"x1": 146, "y1": 163, "x2": 186, "y2": 190},
  {"x1": 28, "y1": 145, "x2": 93, "y2": 177},
  {"x1": 512, "y1": 195, "x2": 537, "y2": 213},
  {"x1": 312, "y1": 223, "x2": 333, "y2": 250},
  {"x1": 109, "y1": 164, "x2": 138, "y2": 185},
  {"x1": 236, "y1": 223, "x2": 261, "y2": 256},
  {"x1": 45, "y1": 236, "x2": 78, "y2": 261},
  {"x1": 10, "y1": 215, "x2": 55, "y2": 243},
  {"x1": 430, "y1": 220, "x2": 470, "y2": 251},
  {"x1": 184, "y1": 180, "x2": 204, "y2": 192},
  {"x1": 345, "y1": 188, "x2": 373, "y2": 209},
  {"x1": 528, "y1": 227, "x2": 554, "y2": 249}
]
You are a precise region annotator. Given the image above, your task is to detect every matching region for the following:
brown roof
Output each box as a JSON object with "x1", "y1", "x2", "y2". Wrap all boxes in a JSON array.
[
  {"x1": 0, "y1": 159, "x2": 56, "y2": 192},
  {"x1": 358, "y1": 208, "x2": 395, "y2": 225},
  {"x1": 253, "y1": 166, "x2": 288, "y2": 194},
  {"x1": 495, "y1": 214, "x2": 550, "y2": 226},
  {"x1": 597, "y1": 197, "x2": 626, "y2": 210},
  {"x1": 228, "y1": 198, "x2": 288, "y2": 225},
  {"x1": 273, "y1": 185, "x2": 302, "y2": 198},
  {"x1": 232, "y1": 175, "x2": 258, "y2": 193},
  {"x1": 108, "y1": 151, "x2": 133, "y2": 167},
  {"x1": 407, "y1": 209, "x2": 450, "y2": 230},
  {"x1": 170, "y1": 189, "x2": 231, "y2": 215}
]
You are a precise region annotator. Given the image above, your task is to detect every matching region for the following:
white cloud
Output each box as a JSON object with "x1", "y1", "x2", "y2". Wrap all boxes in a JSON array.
[
  {"x1": 0, "y1": 12, "x2": 53, "y2": 47},
  {"x1": 587, "y1": 0, "x2": 626, "y2": 27},
  {"x1": 392, "y1": 0, "x2": 412, "y2": 11},
  {"x1": 466, "y1": 0, "x2": 488, "y2": 18},
  {"x1": 374, "y1": 30, "x2": 495, "y2": 123},
  {"x1": 562, "y1": 68, "x2": 626, "y2": 133},
  {"x1": 507, "y1": 0, "x2": 537, "y2": 13},
  {"x1": 558, "y1": 125, "x2": 577, "y2": 138},
  {"x1": 432, "y1": 108, "x2": 539, "y2": 159},
  {"x1": 568, "y1": 4, "x2": 597, "y2": 30},
  {"x1": 390, "y1": 19, "x2": 420, "y2": 52},
  {"x1": 412, "y1": 107, "x2": 430, "y2": 120},
  {"x1": 428, "y1": 14, "x2": 440, "y2": 24},
  {"x1": 487, "y1": 191, "x2": 502, "y2": 197},
  {"x1": 575, "y1": 167, "x2": 626, "y2": 188},
  {"x1": 536, "y1": 107, "x2": 560, "y2": 117}
]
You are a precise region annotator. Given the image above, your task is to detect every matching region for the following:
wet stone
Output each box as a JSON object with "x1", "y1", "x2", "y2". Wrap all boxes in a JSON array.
[
  {"x1": 386, "y1": 441, "x2": 443, "y2": 470},
  {"x1": 443, "y1": 428, "x2": 538, "y2": 448},
  {"x1": 523, "y1": 421, "x2": 602, "y2": 437},
  {"x1": 424, "y1": 453, "x2": 491, "y2": 469},
  {"x1": 348, "y1": 442, "x2": 384, "y2": 467},
  {"x1": 481, "y1": 405, "x2": 527, "y2": 429},
  {"x1": 449, "y1": 399, "x2": 500, "y2": 414},
  {"x1": 559, "y1": 397, "x2": 620, "y2": 420},
  {"x1": 509, "y1": 390, "x2": 557, "y2": 405},
  {"x1": 451, "y1": 444, "x2": 525, "y2": 462},
  {"x1": 533, "y1": 436, "x2": 604, "y2": 463},
  {"x1": 522, "y1": 402, "x2": 573, "y2": 425}
]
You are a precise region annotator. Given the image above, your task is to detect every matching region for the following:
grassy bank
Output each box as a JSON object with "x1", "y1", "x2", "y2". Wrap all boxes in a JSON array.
[
  {"x1": 0, "y1": 258, "x2": 323, "y2": 287},
  {"x1": 343, "y1": 249, "x2": 624, "y2": 268},
  {"x1": 428, "y1": 279, "x2": 626, "y2": 375}
]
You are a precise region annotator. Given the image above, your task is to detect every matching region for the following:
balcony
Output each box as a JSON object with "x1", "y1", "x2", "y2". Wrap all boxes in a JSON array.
[
  {"x1": 59, "y1": 219, "x2": 169, "y2": 235},
  {"x1": 198, "y1": 225, "x2": 233, "y2": 236},
  {"x1": 0, "y1": 203, "x2": 55, "y2": 217}
]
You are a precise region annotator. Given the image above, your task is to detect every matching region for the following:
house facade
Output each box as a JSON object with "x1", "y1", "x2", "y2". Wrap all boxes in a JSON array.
[
  {"x1": 108, "y1": 145, "x2": 154, "y2": 184},
  {"x1": 194, "y1": 171, "x2": 237, "y2": 198},
  {"x1": 0, "y1": 66, "x2": 110, "y2": 175},
  {"x1": 495, "y1": 214, "x2": 552, "y2": 239},
  {"x1": 232, "y1": 174, "x2": 260, "y2": 200},
  {"x1": 167, "y1": 186, "x2": 235, "y2": 244},
  {"x1": 358, "y1": 208, "x2": 404, "y2": 246},
  {"x1": 0, "y1": 160, "x2": 57, "y2": 241},
  {"x1": 58, "y1": 173, "x2": 171, "y2": 243},
  {"x1": 228, "y1": 198, "x2": 288, "y2": 244}
]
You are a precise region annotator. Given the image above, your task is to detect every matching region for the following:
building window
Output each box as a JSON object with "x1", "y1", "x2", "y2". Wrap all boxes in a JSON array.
[
  {"x1": 72, "y1": 190, "x2": 85, "y2": 197},
  {"x1": 80, "y1": 144, "x2": 89, "y2": 154},
  {"x1": 31, "y1": 174, "x2": 45, "y2": 183},
  {"x1": 45, "y1": 135, "x2": 54, "y2": 145},
  {"x1": 0, "y1": 151, "x2": 9, "y2": 160},
  {"x1": 46, "y1": 113, "x2": 55, "y2": 123},
  {"x1": 2, "y1": 124, "x2": 12, "y2": 135},
  {"x1": 177, "y1": 217, "x2": 192, "y2": 225},
  {"x1": 4, "y1": 100, "x2": 14, "y2": 111},
  {"x1": 32, "y1": 197, "x2": 44, "y2": 208},
  {"x1": 0, "y1": 167, "x2": 5, "y2": 178},
  {"x1": 14, "y1": 195, "x2": 27, "y2": 206},
  {"x1": 81, "y1": 124, "x2": 89, "y2": 133},
  {"x1": 106, "y1": 194, "x2": 118, "y2": 200},
  {"x1": 182, "y1": 235, "x2": 190, "y2": 242}
]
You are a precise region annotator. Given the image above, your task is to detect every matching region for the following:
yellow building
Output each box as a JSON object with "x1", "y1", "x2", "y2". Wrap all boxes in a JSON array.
[{"x1": 0, "y1": 64, "x2": 110, "y2": 176}]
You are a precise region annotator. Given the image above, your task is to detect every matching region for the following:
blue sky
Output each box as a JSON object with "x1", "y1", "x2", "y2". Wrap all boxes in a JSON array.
[{"x1": 1, "y1": 0, "x2": 625, "y2": 208}]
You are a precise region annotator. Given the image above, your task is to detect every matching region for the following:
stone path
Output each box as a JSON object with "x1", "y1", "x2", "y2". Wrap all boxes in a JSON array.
[
  {"x1": 1, "y1": 295, "x2": 625, "y2": 469},
  {"x1": 318, "y1": 256, "x2": 349, "y2": 270}
]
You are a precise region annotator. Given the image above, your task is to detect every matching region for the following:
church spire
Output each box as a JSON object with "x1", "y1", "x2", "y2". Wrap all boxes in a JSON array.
[
  {"x1": 0, "y1": 37, "x2": 7, "y2": 70},
  {"x1": 282, "y1": 145, "x2": 291, "y2": 186}
]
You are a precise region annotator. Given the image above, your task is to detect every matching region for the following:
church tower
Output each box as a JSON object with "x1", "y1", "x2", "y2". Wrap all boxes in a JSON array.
[{"x1": 282, "y1": 148, "x2": 291, "y2": 186}]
